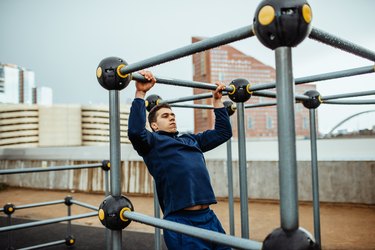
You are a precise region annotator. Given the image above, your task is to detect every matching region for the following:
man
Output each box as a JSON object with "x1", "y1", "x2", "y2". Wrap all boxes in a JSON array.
[{"x1": 128, "y1": 70, "x2": 232, "y2": 250}]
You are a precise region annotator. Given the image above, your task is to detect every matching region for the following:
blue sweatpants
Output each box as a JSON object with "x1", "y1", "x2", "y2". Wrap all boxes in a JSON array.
[{"x1": 163, "y1": 208, "x2": 232, "y2": 250}]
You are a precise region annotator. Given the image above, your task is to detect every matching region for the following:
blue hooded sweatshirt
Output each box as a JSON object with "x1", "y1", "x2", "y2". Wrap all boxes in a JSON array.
[{"x1": 128, "y1": 98, "x2": 232, "y2": 217}]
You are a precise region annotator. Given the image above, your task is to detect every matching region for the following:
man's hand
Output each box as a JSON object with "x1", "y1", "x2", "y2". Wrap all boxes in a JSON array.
[
  {"x1": 135, "y1": 70, "x2": 156, "y2": 98},
  {"x1": 213, "y1": 82, "x2": 226, "y2": 108}
]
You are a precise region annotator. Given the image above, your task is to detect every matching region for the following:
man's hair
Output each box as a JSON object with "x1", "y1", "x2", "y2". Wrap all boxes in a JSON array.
[{"x1": 148, "y1": 103, "x2": 172, "y2": 130}]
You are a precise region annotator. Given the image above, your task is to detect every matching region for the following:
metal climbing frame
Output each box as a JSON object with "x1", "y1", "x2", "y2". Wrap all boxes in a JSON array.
[
  {"x1": 0, "y1": 162, "x2": 108, "y2": 249},
  {"x1": 100, "y1": 3, "x2": 375, "y2": 250}
]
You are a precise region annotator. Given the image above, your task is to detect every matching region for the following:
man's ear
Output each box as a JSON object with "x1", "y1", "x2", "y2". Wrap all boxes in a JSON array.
[{"x1": 151, "y1": 122, "x2": 158, "y2": 131}]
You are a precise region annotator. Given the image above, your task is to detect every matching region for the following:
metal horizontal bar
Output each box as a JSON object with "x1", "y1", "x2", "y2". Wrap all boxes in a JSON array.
[
  {"x1": 0, "y1": 163, "x2": 102, "y2": 175},
  {"x1": 161, "y1": 92, "x2": 215, "y2": 104},
  {"x1": 19, "y1": 239, "x2": 66, "y2": 250},
  {"x1": 0, "y1": 212, "x2": 97, "y2": 232},
  {"x1": 245, "y1": 102, "x2": 277, "y2": 109},
  {"x1": 250, "y1": 65, "x2": 375, "y2": 92},
  {"x1": 71, "y1": 200, "x2": 98, "y2": 211},
  {"x1": 323, "y1": 99, "x2": 375, "y2": 105},
  {"x1": 170, "y1": 104, "x2": 215, "y2": 109},
  {"x1": 124, "y1": 211, "x2": 262, "y2": 250},
  {"x1": 294, "y1": 65, "x2": 375, "y2": 85},
  {"x1": 15, "y1": 200, "x2": 65, "y2": 210},
  {"x1": 309, "y1": 27, "x2": 375, "y2": 62},
  {"x1": 253, "y1": 90, "x2": 309, "y2": 101},
  {"x1": 121, "y1": 25, "x2": 254, "y2": 75},
  {"x1": 133, "y1": 73, "x2": 234, "y2": 92},
  {"x1": 322, "y1": 90, "x2": 375, "y2": 101}
]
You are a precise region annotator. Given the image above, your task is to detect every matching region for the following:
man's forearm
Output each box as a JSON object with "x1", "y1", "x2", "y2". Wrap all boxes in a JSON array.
[
  {"x1": 135, "y1": 90, "x2": 146, "y2": 99},
  {"x1": 213, "y1": 98, "x2": 224, "y2": 108}
]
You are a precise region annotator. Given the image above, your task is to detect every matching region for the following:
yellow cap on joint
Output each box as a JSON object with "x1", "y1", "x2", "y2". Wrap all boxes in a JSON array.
[
  {"x1": 70, "y1": 239, "x2": 74, "y2": 244},
  {"x1": 96, "y1": 67, "x2": 102, "y2": 78},
  {"x1": 246, "y1": 83, "x2": 253, "y2": 95},
  {"x1": 258, "y1": 5, "x2": 275, "y2": 26},
  {"x1": 8, "y1": 207, "x2": 14, "y2": 212},
  {"x1": 302, "y1": 4, "x2": 312, "y2": 24},
  {"x1": 120, "y1": 207, "x2": 132, "y2": 222},
  {"x1": 117, "y1": 64, "x2": 129, "y2": 78},
  {"x1": 228, "y1": 84, "x2": 236, "y2": 95},
  {"x1": 318, "y1": 95, "x2": 323, "y2": 103},
  {"x1": 98, "y1": 209, "x2": 105, "y2": 221}
]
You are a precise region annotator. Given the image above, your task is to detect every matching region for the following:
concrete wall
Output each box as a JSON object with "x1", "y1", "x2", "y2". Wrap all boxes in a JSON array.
[{"x1": 1, "y1": 138, "x2": 374, "y2": 204}]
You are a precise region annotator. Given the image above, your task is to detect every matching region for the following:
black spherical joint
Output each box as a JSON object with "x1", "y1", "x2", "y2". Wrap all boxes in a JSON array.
[
  {"x1": 96, "y1": 57, "x2": 132, "y2": 90},
  {"x1": 223, "y1": 100, "x2": 236, "y2": 116},
  {"x1": 145, "y1": 94, "x2": 163, "y2": 112},
  {"x1": 98, "y1": 195, "x2": 134, "y2": 230},
  {"x1": 101, "y1": 160, "x2": 110, "y2": 171},
  {"x1": 3, "y1": 203, "x2": 15, "y2": 215},
  {"x1": 253, "y1": 0, "x2": 312, "y2": 50},
  {"x1": 302, "y1": 90, "x2": 321, "y2": 109},
  {"x1": 228, "y1": 78, "x2": 252, "y2": 103},
  {"x1": 262, "y1": 227, "x2": 319, "y2": 250},
  {"x1": 65, "y1": 235, "x2": 76, "y2": 246},
  {"x1": 64, "y1": 196, "x2": 73, "y2": 206}
]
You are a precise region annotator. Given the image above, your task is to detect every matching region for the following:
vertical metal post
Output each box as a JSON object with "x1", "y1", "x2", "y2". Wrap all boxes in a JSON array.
[
  {"x1": 226, "y1": 138, "x2": 235, "y2": 236},
  {"x1": 275, "y1": 47, "x2": 299, "y2": 231},
  {"x1": 109, "y1": 90, "x2": 122, "y2": 249},
  {"x1": 67, "y1": 204, "x2": 72, "y2": 236},
  {"x1": 309, "y1": 109, "x2": 322, "y2": 246},
  {"x1": 7, "y1": 214, "x2": 12, "y2": 249},
  {"x1": 153, "y1": 182, "x2": 161, "y2": 250},
  {"x1": 105, "y1": 168, "x2": 111, "y2": 250},
  {"x1": 105, "y1": 170, "x2": 110, "y2": 196},
  {"x1": 236, "y1": 102, "x2": 249, "y2": 238}
]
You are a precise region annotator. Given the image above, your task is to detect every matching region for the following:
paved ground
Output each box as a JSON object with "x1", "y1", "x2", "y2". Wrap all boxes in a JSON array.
[{"x1": 0, "y1": 188, "x2": 374, "y2": 249}]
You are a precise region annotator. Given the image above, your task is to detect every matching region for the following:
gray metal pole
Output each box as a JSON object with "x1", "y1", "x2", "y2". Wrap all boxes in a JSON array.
[
  {"x1": 250, "y1": 65, "x2": 375, "y2": 92},
  {"x1": 236, "y1": 102, "x2": 249, "y2": 238},
  {"x1": 133, "y1": 73, "x2": 234, "y2": 92},
  {"x1": 123, "y1": 211, "x2": 262, "y2": 250},
  {"x1": 275, "y1": 47, "x2": 299, "y2": 231},
  {"x1": 67, "y1": 203, "x2": 72, "y2": 236},
  {"x1": 245, "y1": 102, "x2": 277, "y2": 109},
  {"x1": 0, "y1": 163, "x2": 101, "y2": 175},
  {"x1": 109, "y1": 90, "x2": 122, "y2": 250},
  {"x1": 322, "y1": 90, "x2": 375, "y2": 101},
  {"x1": 71, "y1": 200, "x2": 99, "y2": 211},
  {"x1": 309, "y1": 109, "x2": 322, "y2": 247},
  {"x1": 161, "y1": 92, "x2": 215, "y2": 104},
  {"x1": 105, "y1": 171, "x2": 110, "y2": 196},
  {"x1": 226, "y1": 138, "x2": 235, "y2": 236},
  {"x1": 121, "y1": 25, "x2": 254, "y2": 75},
  {"x1": 170, "y1": 104, "x2": 214, "y2": 109},
  {"x1": 309, "y1": 27, "x2": 375, "y2": 61},
  {"x1": 323, "y1": 99, "x2": 375, "y2": 105},
  {"x1": 153, "y1": 182, "x2": 161, "y2": 250},
  {"x1": 1, "y1": 200, "x2": 65, "y2": 211},
  {"x1": 7, "y1": 214, "x2": 12, "y2": 249},
  {"x1": 19, "y1": 240, "x2": 66, "y2": 250},
  {"x1": 0, "y1": 212, "x2": 97, "y2": 232}
]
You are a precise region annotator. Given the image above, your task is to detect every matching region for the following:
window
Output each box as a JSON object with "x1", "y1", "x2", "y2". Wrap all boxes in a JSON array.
[
  {"x1": 266, "y1": 115, "x2": 273, "y2": 129},
  {"x1": 247, "y1": 116, "x2": 254, "y2": 129},
  {"x1": 303, "y1": 117, "x2": 309, "y2": 129}
]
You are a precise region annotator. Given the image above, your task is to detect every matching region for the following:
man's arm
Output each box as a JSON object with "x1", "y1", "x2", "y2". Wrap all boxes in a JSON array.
[
  {"x1": 127, "y1": 70, "x2": 157, "y2": 156},
  {"x1": 193, "y1": 83, "x2": 232, "y2": 152}
]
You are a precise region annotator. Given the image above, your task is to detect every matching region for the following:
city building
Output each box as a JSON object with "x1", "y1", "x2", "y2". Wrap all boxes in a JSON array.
[
  {"x1": 0, "y1": 104, "x2": 130, "y2": 148},
  {"x1": 0, "y1": 63, "x2": 35, "y2": 104},
  {"x1": 192, "y1": 37, "x2": 317, "y2": 139},
  {"x1": 33, "y1": 86, "x2": 53, "y2": 105}
]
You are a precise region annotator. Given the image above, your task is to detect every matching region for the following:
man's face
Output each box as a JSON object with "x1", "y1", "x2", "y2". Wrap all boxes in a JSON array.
[{"x1": 151, "y1": 108, "x2": 177, "y2": 133}]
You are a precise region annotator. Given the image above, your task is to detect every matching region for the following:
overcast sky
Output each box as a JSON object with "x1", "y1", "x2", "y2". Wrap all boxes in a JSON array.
[{"x1": 1, "y1": 0, "x2": 374, "y2": 134}]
